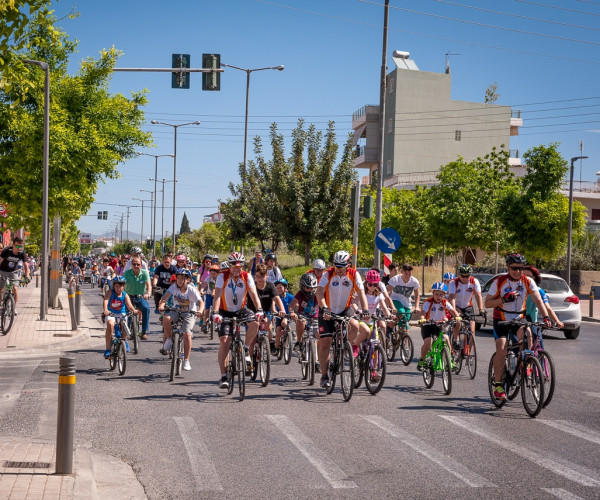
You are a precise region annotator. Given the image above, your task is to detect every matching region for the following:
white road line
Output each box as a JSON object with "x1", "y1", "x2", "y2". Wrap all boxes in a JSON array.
[
  {"x1": 541, "y1": 488, "x2": 584, "y2": 500},
  {"x1": 267, "y1": 415, "x2": 357, "y2": 489},
  {"x1": 363, "y1": 415, "x2": 495, "y2": 488},
  {"x1": 442, "y1": 415, "x2": 600, "y2": 487},
  {"x1": 539, "y1": 420, "x2": 600, "y2": 447},
  {"x1": 173, "y1": 417, "x2": 223, "y2": 491},
  {"x1": 584, "y1": 392, "x2": 600, "y2": 399}
]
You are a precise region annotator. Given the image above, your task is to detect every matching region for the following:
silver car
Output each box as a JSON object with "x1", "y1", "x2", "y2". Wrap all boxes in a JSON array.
[{"x1": 480, "y1": 273, "x2": 582, "y2": 340}]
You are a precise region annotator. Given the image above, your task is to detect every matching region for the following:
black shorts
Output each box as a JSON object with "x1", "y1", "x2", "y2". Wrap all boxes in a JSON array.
[
  {"x1": 457, "y1": 305, "x2": 474, "y2": 318},
  {"x1": 492, "y1": 318, "x2": 521, "y2": 341},
  {"x1": 318, "y1": 307, "x2": 354, "y2": 338},
  {"x1": 420, "y1": 323, "x2": 440, "y2": 340},
  {"x1": 217, "y1": 307, "x2": 255, "y2": 338}
]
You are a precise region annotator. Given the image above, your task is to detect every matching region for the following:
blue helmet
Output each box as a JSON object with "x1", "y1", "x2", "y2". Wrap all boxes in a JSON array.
[
  {"x1": 113, "y1": 276, "x2": 126, "y2": 287},
  {"x1": 275, "y1": 278, "x2": 288, "y2": 287},
  {"x1": 443, "y1": 272, "x2": 455, "y2": 280},
  {"x1": 431, "y1": 281, "x2": 448, "y2": 293},
  {"x1": 175, "y1": 268, "x2": 191, "y2": 277}
]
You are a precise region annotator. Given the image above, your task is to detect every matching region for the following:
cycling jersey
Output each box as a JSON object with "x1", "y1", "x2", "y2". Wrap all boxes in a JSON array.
[
  {"x1": 294, "y1": 290, "x2": 319, "y2": 318},
  {"x1": 318, "y1": 267, "x2": 364, "y2": 315},
  {"x1": 215, "y1": 270, "x2": 255, "y2": 313},
  {"x1": 487, "y1": 274, "x2": 539, "y2": 321},
  {"x1": 448, "y1": 276, "x2": 481, "y2": 309},
  {"x1": 422, "y1": 297, "x2": 454, "y2": 321},
  {"x1": 387, "y1": 275, "x2": 420, "y2": 308}
]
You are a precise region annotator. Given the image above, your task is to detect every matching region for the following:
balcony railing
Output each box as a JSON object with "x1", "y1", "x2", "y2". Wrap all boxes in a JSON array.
[
  {"x1": 562, "y1": 180, "x2": 600, "y2": 193},
  {"x1": 509, "y1": 149, "x2": 519, "y2": 158},
  {"x1": 511, "y1": 109, "x2": 521, "y2": 119}
]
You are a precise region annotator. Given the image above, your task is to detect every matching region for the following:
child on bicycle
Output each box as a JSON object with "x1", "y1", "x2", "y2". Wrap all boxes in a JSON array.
[
  {"x1": 417, "y1": 282, "x2": 461, "y2": 371},
  {"x1": 523, "y1": 266, "x2": 563, "y2": 346},
  {"x1": 289, "y1": 273, "x2": 320, "y2": 352},
  {"x1": 200, "y1": 264, "x2": 220, "y2": 331},
  {"x1": 274, "y1": 278, "x2": 294, "y2": 354},
  {"x1": 102, "y1": 276, "x2": 138, "y2": 359}
]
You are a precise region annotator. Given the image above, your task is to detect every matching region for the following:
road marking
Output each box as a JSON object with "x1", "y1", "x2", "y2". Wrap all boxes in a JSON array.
[
  {"x1": 442, "y1": 416, "x2": 600, "y2": 487},
  {"x1": 363, "y1": 415, "x2": 495, "y2": 488},
  {"x1": 584, "y1": 392, "x2": 600, "y2": 399},
  {"x1": 173, "y1": 417, "x2": 223, "y2": 491},
  {"x1": 267, "y1": 415, "x2": 357, "y2": 489},
  {"x1": 541, "y1": 488, "x2": 583, "y2": 499},
  {"x1": 539, "y1": 420, "x2": 600, "y2": 446}
]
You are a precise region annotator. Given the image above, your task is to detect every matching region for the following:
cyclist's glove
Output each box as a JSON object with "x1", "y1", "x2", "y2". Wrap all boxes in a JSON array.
[
  {"x1": 502, "y1": 291, "x2": 517, "y2": 303},
  {"x1": 542, "y1": 316, "x2": 552, "y2": 328},
  {"x1": 212, "y1": 314, "x2": 223, "y2": 324},
  {"x1": 360, "y1": 310, "x2": 370, "y2": 321},
  {"x1": 256, "y1": 309, "x2": 264, "y2": 321},
  {"x1": 455, "y1": 316, "x2": 462, "y2": 322}
]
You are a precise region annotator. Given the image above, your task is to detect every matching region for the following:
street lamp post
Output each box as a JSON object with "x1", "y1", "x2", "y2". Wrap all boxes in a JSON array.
[
  {"x1": 140, "y1": 189, "x2": 154, "y2": 250},
  {"x1": 150, "y1": 121, "x2": 200, "y2": 253},
  {"x1": 137, "y1": 152, "x2": 173, "y2": 254},
  {"x1": 220, "y1": 63, "x2": 284, "y2": 169},
  {"x1": 132, "y1": 197, "x2": 151, "y2": 246},
  {"x1": 567, "y1": 155, "x2": 588, "y2": 285},
  {"x1": 23, "y1": 59, "x2": 50, "y2": 320},
  {"x1": 150, "y1": 178, "x2": 175, "y2": 255}
]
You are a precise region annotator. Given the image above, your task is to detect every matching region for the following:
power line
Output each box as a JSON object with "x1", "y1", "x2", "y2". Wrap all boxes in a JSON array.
[{"x1": 514, "y1": 0, "x2": 600, "y2": 17}]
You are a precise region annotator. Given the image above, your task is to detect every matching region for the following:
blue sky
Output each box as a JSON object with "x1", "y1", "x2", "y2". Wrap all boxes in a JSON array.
[{"x1": 61, "y1": 0, "x2": 600, "y2": 240}]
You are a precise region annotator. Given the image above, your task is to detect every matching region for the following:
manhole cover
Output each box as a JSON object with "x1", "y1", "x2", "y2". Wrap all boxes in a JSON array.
[
  {"x1": 3, "y1": 461, "x2": 51, "y2": 468},
  {"x1": 53, "y1": 334, "x2": 73, "y2": 337}
]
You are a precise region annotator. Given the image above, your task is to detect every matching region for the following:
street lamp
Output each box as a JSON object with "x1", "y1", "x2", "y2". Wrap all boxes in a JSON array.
[
  {"x1": 150, "y1": 178, "x2": 175, "y2": 255},
  {"x1": 140, "y1": 189, "x2": 154, "y2": 250},
  {"x1": 137, "y1": 152, "x2": 174, "y2": 253},
  {"x1": 220, "y1": 63, "x2": 284, "y2": 169},
  {"x1": 150, "y1": 121, "x2": 200, "y2": 253},
  {"x1": 132, "y1": 197, "x2": 151, "y2": 246},
  {"x1": 567, "y1": 155, "x2": 588, "y2": 285},
  {"x1": 23, "y1": 59, "x2": 50, "y2": 320}
]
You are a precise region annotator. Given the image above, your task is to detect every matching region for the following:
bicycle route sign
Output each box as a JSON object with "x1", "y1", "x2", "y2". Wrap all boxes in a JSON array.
[{"x1": 375, "y1": 227, "x2": 401, "y2": 253}]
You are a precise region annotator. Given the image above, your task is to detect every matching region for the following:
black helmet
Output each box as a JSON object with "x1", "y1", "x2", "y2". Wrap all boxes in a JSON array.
[
  {"x1": 300, "y1": 273, "x2": 318, "y2": 298},
  {"x1": 265, "y1": 252, "x2": 276, "y2": 262},
  {"x1": 505, "y1": 253, "x2": 526, "y2": 266},
  {"x1": 457, "y1": 264, "x2": 472, "y2": 275}
]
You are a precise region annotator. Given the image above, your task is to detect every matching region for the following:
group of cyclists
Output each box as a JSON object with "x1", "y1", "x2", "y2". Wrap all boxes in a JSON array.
[{"x1": 96, "y1": 244, "x2": 563, "y2": 404}]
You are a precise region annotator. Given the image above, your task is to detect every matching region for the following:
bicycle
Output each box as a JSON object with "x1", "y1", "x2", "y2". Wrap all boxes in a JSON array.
[
  {"x1": 325, "y1": 313, "x2": 355, "y2": 402},
  {"x1": 487, "y1": 319, "x2": 546, "y2": 418},
  {"x1": 419, "y1": 319, "x2": 453, "y2": 395},
  {"x1": 221, "y1": 313, "x2": 256, "y2": 401},
  {"x1": 104, "y1": 314, "x2": 128, "y2": 376},
  {"x1": 297, "y1": 315, "x2": 318, "y2": 386},
  {"x1": 530, "y1": 324, "x2": 556, "y2": 408},
  {"x1": 275, "y1": 314, "x2": 294, "y2": 365},
  {"x1": 250, "y1": 325, "x2": 271, "y2": 387},
  {"x1": 1, "y1": 277, "x2": 22, "y2": 335},
  {"x1": 162, "y1": 308, "x2": 185, "y2": 382},
  {"x1": 449, "y1": 312, "x2": 483, "y2": 380},
  {"x1": 353, "y1": 313, "x2": 387, "y2": 395},
  {"x1": 127, "y1": 295, "x2": 144, "y2": 355},
  {"x1": 386, "y1": 311, "x2": 414, "y2": 366}
]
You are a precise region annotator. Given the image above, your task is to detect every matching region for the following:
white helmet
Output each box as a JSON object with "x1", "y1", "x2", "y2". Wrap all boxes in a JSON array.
[
  {"x1": 333, "y1": 250, "x2": 351, "y2": 267},
  {"x1": 312, "y1": 258, "x2": 326, "y2": 270}
]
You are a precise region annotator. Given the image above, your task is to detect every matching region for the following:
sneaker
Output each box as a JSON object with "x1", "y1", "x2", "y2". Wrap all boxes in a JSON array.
[
  {"x1": 154, "y1": 309, "x2": 160, "y2": 314},
  {"x1": 315, "y1": 362, "x2": 321, "y2": 373},
  {"x1": 371, "y1": 370, "x2": 381, "y2": 382},
  {"x1": 13, "y1": 309, "x2": 18, "y2": 316},
  {"x1": 164, "y1": 338, "x2": 172, "y2": 351},
  {"x1": 320, "y1": 376, "x2": 331, "y2": 389},
  {"x1": 293, "y1": 342, "x2": 301, "y2": 352},
  {"x1": 183, "y1": 359, "x2": 191, "y2": 371},
  {"x1": 103, "y1": 349, "x2": 111, "y2": 359},
  {"x1": 244, "y1": 347, "x2": 252, "y2": 370},
  {"x1": 141, "y1": 334, "x2": 148, "y2": 340},
  {"x1": 219, "y1": 375, "x2": 229, "y2": 389},
  {"x1": 417, "y1": 359, "x2": 426, "y2": 372},
  {"x1": 352, "y1": 344, "x2": 359, "y2": 358},
  {"x1": 493, "y1": 385, "x2": 507, "y2": 401}
]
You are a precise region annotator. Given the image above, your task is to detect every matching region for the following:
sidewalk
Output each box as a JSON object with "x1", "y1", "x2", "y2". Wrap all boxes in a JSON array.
[
  {"x1": 0, "y1": 282, "x2": 147, "y2": 499},
  {"x1": 578, "y1": 293, "x2": 600, "y2": 323}
]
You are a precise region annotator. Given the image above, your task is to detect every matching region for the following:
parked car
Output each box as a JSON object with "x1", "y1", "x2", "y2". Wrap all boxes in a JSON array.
[
  {"x1": 479, "y1": 273, "x2": 582, "y2": 340},
  {"x1": 472, "y1": 273, "x2": 494, "y2": 288}
]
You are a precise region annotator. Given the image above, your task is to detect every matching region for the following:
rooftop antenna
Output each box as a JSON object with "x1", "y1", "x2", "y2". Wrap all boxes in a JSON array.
[{"x1": 445, "y1": 51, "x2": 461, "y2": 74}]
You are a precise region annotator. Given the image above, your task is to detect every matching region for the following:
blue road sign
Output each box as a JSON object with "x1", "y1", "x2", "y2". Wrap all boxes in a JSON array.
[{"x1": 375, "y1": 227, "x2": 401, "y2": 253}]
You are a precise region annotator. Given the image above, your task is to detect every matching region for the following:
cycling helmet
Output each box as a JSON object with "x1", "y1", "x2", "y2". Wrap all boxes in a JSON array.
[
  {"x1": 209, "y1": 264, "x2": 219, "y2": 272},
  {"x1": 265, "y1": 252, "x2": 276, "y2": 262},
  {"x1": 505, "y1": 253, "x2": 526, "y2": 266},
  {"x1": 312, "y1": 258, "x2": 326, "y2": 270},
  {"x1": 300, "y1": 273, "x2": 318, "y2": 298},
  {"x1": 228, "y1": 251, "x2": 245, "y2": 266},
  {"x1": 211, "y1": 254, "x2": 219, "y2": 263},
  {"x1": 202, "y1": 254, "x2": 212, "y2": 263},
  {"x1": 175, "y1": 268, "x2": 191, "y2": 277},
  {"x1": 365, "y1": 269, "x2": 381, "y2": 283},
  {"x1": 457, "y1": 264, "x2": 472, "y2": 275},
  {"x1": 175, "y1": 254, "x2": 186, "y2": 261},
  {"x1": 112, "y1": 276, "x2": 126, "y2": 286},
  {"x1": 131, "y1": 246, "x2": 142, "y2": 254},
  {"x1": 333, "y1": 250, "x2": 351, "y2": 267},
  {"x1": 443, "y1": 272, "x2": 456, "y2": 280},
  {"x1": 220, "y1": 261, "x2": 230, "y2": 270},
  {"x1": 275, "y1": 278, "x2": 288, "y2": 287},
  {"x1": 431, "y1": 281, "x2": 448, "y2": 293},
  {"x1": 122, "y1": 254, "x2": 131, "y2": 260}
]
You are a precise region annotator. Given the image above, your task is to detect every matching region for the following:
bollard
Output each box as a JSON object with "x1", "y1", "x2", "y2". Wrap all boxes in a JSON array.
[
  {"x1": 67, "y1": 287, "x2": 77, "y2": 331},
  {"x1": 75, "y1": 283, "x2": 81, "y2": 326},
  {"x1": 590, "y1": 288, "x2": 594, "y2": 318},
  {"x1": 36, "y1": 273, "x2": 39, "y2": 288},
  {"x1": 56, "y1": 357, "x2": 75, "y2": 475}
]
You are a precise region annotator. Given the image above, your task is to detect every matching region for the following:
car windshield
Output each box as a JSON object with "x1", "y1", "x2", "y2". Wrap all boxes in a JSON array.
[{"x1": 540, "y1": 277, "x2": 570, "y2": 293}]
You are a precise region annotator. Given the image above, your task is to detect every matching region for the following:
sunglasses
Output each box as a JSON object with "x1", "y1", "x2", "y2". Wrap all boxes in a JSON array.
[
  {"x1": 366, "y1": 282, "x2": 378, "y2": 287},
  {"x1": 509, "y1": 266, "x2": 524, "y2": 271},
  {"x1": 14, "y1": 245, "x2": 23, "y2": 249},
  {"x1": 132, "y1": 263, "x2": 141, "y2": 267},
  {"x1": 459, "y1": 274, "x2": 471, "y2": 278}
]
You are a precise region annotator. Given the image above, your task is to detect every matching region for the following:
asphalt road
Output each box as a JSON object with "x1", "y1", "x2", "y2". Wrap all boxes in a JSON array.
[{"x1": 1, "y1": 285, "x2": 599, "y2": 499}]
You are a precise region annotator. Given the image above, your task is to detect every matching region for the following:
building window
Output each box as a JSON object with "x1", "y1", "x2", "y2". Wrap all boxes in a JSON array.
[
  {"x1": 386, "y1": 160, "x2": 392, "y2": 174},
  {"x1": 388, "y1": 118, "x2": 393, "y2": 134},
  {"x1": 455, "y1": 130, "x2": 461, "y2": 141},
  {"x1": 592, "y1": 208, "x2": 600, "y2": 221},
  {"x1": 388, "y1": 77, "x2": 395, "y2": 93}
]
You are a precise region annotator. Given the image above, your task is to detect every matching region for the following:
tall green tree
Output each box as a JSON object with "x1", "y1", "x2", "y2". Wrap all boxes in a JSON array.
[
  {"x1": 0, "y1": 10, "x2": 152, "y2": 241},
  {"x1": 179, "y1": 212, "x2": 191, "y2": 235}
]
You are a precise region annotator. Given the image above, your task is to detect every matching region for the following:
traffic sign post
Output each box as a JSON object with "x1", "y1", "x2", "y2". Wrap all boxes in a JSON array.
[{"x1": 375, "y1": 227, "x2": 401, "y2": 254}]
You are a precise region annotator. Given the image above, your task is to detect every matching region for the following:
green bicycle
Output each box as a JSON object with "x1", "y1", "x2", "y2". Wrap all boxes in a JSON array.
[{"x1": 418, "y1": 319, "x2": 453, "y2": 395}]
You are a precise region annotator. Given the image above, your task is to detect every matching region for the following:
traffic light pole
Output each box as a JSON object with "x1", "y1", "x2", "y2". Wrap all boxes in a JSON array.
[{"x1": 352, "y1": 180, "x2": 361, "y2": 268}]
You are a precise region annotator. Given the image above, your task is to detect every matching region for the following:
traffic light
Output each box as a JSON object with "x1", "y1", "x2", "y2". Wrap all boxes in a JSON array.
[
  {"x1": 172, "y1": 54, "x2": 190, "y2": 89},
  {"x1": 363, "y1": 195, "x2": 374, "y2": 218},
  {"x1": 98, "y1": 211, "x2": 108, "y2": 220},
  {"x1": 202, "y1": 53, "x2": 220, "y2": 91}
]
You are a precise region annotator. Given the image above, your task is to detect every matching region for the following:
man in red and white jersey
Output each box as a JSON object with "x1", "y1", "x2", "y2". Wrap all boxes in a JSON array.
[{"x1": 316, "y1": 250, "x2": 369, "y2": 389}]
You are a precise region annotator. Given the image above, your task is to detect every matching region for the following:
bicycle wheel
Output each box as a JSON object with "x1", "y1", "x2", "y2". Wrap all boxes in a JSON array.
[
  {"x1": 176, "y1": 335, "x2": 184, "y2": 376},
  {"x1": 259, "y1": 336, "x2": 271, "y2": 387},
  {"x1": 327, "y1": 344, "x2": 337, "y2": 395},
  {"x1": 300, "y1": 341, "x2": 309, "y2": 380},
  {"x1": 340, "y1": 341, "x2": 354, "y2": 401},
  {"x1": 308, "y1": 338, "x2": 316, "y2": 386},
  {"x1": 250, "y1": 345, "x2": 259, "y2": 381},
  {"x1": 117, "y1": 341, "x2": 127, "y2": 376},
  {"x1": 226, "y1": 346, "x2": 235, "y2": 395},
  {"x1": 488, "y1": 353, "x2": 507, "y2": 408},
  {"x1": 466, "y1": 334, "x2": 477, "y2": 380},
  {"x1": 441, "y1": 347, "x2": 452, "y2": 395},
  {"x1": 353, "y1": 352, "x2": 364, "y2": 389},
  {"x1": 400, "y1": 334, "x2": 413, "y2": 366},
  {"x1": 538, "y1": 351, "x2": 555, "y2": 408},
  {"x1": 130, "y1": 316, "x2": 139, "y2": 355},
  {"x1": 236, "y1": 342, "x2": 245, "y2": 401},
  {"x1": 1, "y1": 295, "x2": 15, "y2": 335},
  {"x1": 422, "y1": 362, "x2": 435, "y2": 389},
  {"x1": 507, "y1": 356, "x2": 521, "y2": 401},
  {"x1": 283, "y1": 329, "x2": 292, "y2": 365},
  {"x1": 365, "y1": 343, "x2": 386, "y2": 395},
  {"x1": 209, "y1": 317, "x2": 214, "y2": 340},
  {"x1": 385, "y1": 332, "x2": 397, "y2": 362},
  {"x1": 169, "y1": 333, "x2": 180, "y2": 381},
  {"x1": 521, "y1": 356, "x2": 545, "y2": 417},
  {"x1": 109, "y1": 341, "x2": 117, "y2": 371}
]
